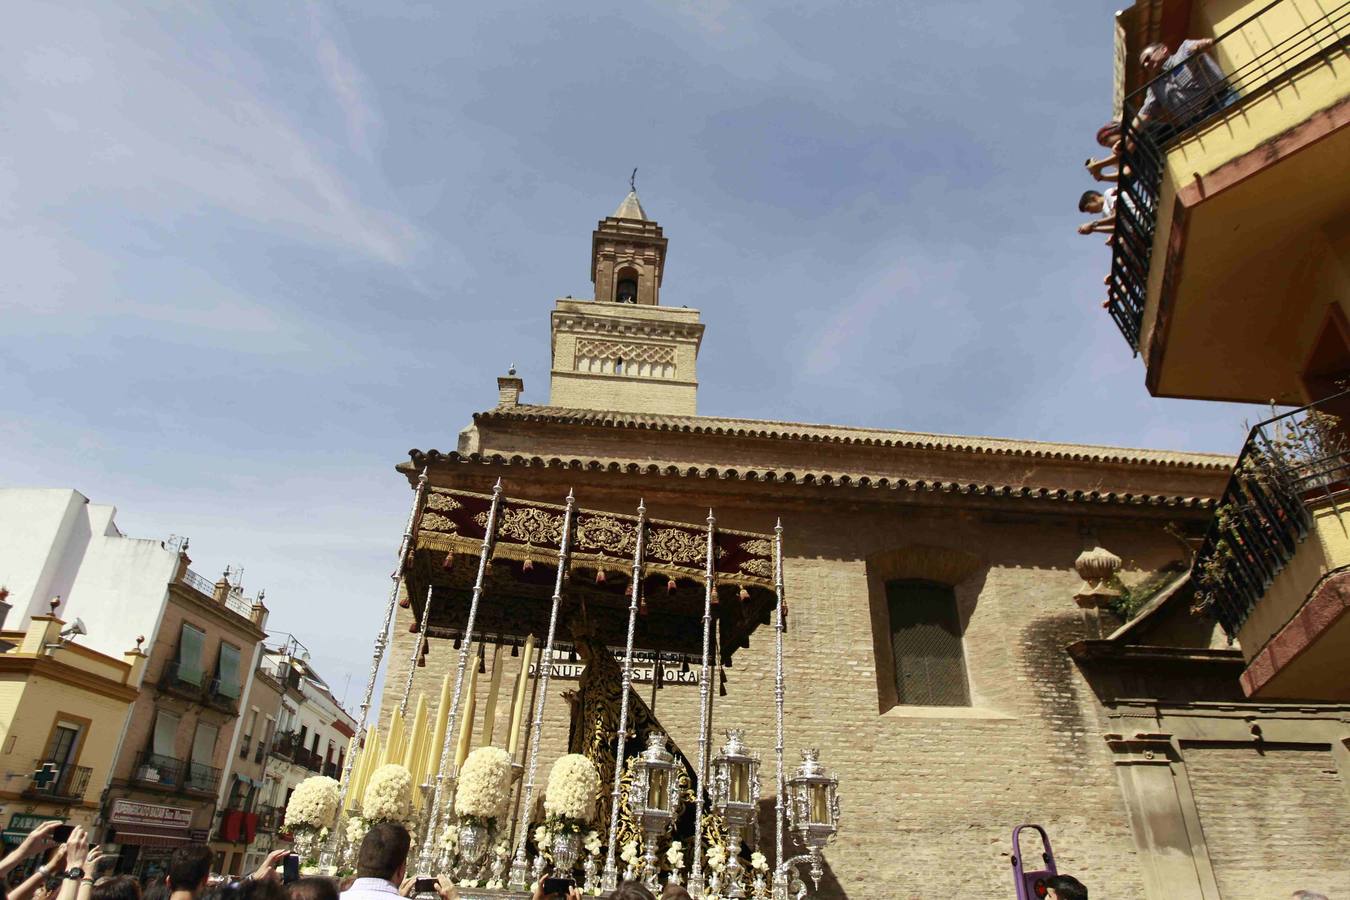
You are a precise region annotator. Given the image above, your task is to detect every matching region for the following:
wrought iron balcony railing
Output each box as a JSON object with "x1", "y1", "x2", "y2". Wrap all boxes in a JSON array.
[
  {"x1": 184, "y1": 760, "x2": 222, "y2": 795},
  {"x1": 256, "y1": 804, "x2": 281, "y2": 832},
  {"x1": 158, "y1": 659, "x2": 208, "y2": 699},
  {"x1": 239, "y1": 736, "x2": 252, "y2": 759},
  {"x1": 1192, "y1": 391, "x2": 1350, "y2": 639},
  {"x1": 269, "y1": 731, "x2": 299, "y2": 760},
  {"x1": 132, "y1": 752, "x2": 186, "y2": 790},
  {"x1": 24, "y1": 759, "x2": 93, "y2": 801},
  {"x1": 1105, "y1": 0, "x2": 1350, "y2": 352}
]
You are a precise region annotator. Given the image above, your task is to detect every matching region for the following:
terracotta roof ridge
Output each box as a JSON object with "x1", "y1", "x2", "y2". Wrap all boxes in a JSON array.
[{"x1": 475, "y1": 405, "x2": 1234, "y2": 470}]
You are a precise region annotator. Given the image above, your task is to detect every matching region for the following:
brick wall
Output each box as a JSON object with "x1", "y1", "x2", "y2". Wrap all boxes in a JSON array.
[{"x1": 1185, "y1": 745, "x2": 1350, "y2": 898}]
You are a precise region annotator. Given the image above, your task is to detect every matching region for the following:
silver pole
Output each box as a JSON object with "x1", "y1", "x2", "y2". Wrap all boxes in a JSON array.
[
  {"x1": 400, "y1": 585, "x2": 435, "y2": 716},
  {"x1": 508, "y1": 490, "x2": 577, "y2": 889},
  {"x1": 600, "y1": 499, "x2": 647, "y2": 891},
  {"x1": 415, "y1": 477, "x2": 505, "y2": 875},
  {"x1": 687, "y1": 509, "x2": 716, "y2": 898},
  {"x1": 771, "y1": 519, "x2": 787, "y2": 899},
  {"x1": 325, "y1": 467, "x2": 429, "y2": 862}
]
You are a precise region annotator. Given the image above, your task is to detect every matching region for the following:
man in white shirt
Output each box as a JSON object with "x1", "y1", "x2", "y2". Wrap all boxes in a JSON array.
[{"x1": 340, "y1": 823, "x2": 454, "y2": 900}]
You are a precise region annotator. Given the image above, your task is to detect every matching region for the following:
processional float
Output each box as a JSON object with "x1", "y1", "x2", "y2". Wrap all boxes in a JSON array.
[{"x1": 305, "y1": 471, "x2": 840, "y2": 899}]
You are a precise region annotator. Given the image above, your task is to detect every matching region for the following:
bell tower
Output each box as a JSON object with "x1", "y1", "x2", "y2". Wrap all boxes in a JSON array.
[{"x1": 548, "y1": 190, "x2": 704, "y2": 416}]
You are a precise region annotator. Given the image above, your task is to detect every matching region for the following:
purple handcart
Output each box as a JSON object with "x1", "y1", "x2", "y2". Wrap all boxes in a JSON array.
[{"x1": 1011, "y1": 824, "x2": 1058, "y2": 899}]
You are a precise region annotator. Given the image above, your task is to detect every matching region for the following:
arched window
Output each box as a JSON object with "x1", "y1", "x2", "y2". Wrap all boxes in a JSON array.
[
  {"x1": 885, "y1": 580, "x2": 970, "y2": 706},
  {"x1": 615, "y1": 267, "x2": 639, "y2": 303}
]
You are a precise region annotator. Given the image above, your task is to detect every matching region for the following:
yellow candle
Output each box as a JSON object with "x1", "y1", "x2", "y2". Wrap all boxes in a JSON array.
[
  {"x1": 402, "y1": 694, "x2": 428, "y2": 773},
  {"x1": 480, "y1": 644, "x2": 504, "y2": 746},
  {"x1": 426, "y1": 674, "x2": 452, "y2": 785},
  {"x1": 506, "y1": 635, "x2": 535, "y2": 756},
  {"x1": 810, "y1": 785, "x2": 829, "y2": 823},
  {"x1": 350, "y1": 729, "x2": 379, "y2": 809},
  {"x1": 454, "y1": 656, "x2": 479, "y2": 769},
  {"x1": 382, "y1": 708, "x2": 405, "y2": 767}
]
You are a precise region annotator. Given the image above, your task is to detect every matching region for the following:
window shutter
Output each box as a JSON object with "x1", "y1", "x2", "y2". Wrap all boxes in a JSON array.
[
  {"x1": 192, "y1": 723, "x2": 219, "y2": 765},
  {"x1": 153, "y1": 711, "x2": 181, "y2": 757},
  {"x1": 886, "y1": 581, "x2": 971, "y2": 706},
  {"x1": 179, "y1": 624, "x2": 205, "y2": 685},
  {"x1": 217, "y1": 644, "x2": 242, "y2": 698}
]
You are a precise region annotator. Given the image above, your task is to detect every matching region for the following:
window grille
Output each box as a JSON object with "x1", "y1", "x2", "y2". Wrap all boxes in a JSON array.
[{"x1": 886, "y1": 580, "x2": 971, "y2": 706}]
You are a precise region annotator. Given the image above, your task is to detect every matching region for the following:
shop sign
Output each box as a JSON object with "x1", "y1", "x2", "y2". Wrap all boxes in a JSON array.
[
  {"x1": 3, "y1": 814, "x2": 62, "y2": 844},
  {"x1": 109, "y1": 800, "x2": 192, "y2": 830}
]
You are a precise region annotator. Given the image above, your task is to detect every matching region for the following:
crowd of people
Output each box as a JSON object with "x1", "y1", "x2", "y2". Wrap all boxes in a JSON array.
[{"x1": 0, "y1": 819, "x2": 683, "y2": 900}]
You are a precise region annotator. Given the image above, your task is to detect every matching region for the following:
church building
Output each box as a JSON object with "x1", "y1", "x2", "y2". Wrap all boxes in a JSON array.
[{"x1": 380, "y1": 193, "x2": 1350, "y2": 899}]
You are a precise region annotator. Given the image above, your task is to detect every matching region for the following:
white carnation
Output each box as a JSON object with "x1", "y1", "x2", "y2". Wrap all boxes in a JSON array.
[
  {"x1": 750, "y1": 851, "x2": 767, "y2": 872},
  {"x1": 666, "y1": 839, "x2": 684, "y2": 869},
  {"x1": 454, "y1": 746, "x2": 512, "y2": 822},
  {"x1": 544, "y1": 754, "x2": 600, "y2": 823},
  {"x1": 363, "y1": 764, "x2": 414, "y2": 824},
  {"x1": 284, "y1": 776, "x2": 341, "y2": 830},
  {"x1": 345, "y1": 815, "x2": 369, "y2": 846},
  {"x1": 439, "y1": 827, "x2": 458, "y2": 852},
  {"x1": 619, "y1": 840, "x2": 640, "y2": 865},
  {"x1": 706, "y1": 844, "x2": 726, "y2": 872}
]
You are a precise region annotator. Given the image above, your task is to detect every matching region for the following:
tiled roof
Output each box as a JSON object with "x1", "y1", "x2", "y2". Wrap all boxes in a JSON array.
[
  {"x1": 474, "y1": 405, "x2": 1233, "y2": 471},
  {"x1": 404, "y1": 449, "x2": 1218, "y2": 510}
]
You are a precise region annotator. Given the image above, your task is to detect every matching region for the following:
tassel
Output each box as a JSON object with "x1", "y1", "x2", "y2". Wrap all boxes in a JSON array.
[
  {"x1": 719, "y1": 668, "x2": 727, "y2": 697},
  {"x1": 477, "y1": 643, "x2": 486, "y2": 674},
  {"x1": 399, "y1": 595, "x2": 411, "y2": 609},
  {"x1": 667, "y1": 578, "x2": 677, "y2": 594},
  {"x1": 738, "y1": 586, "x2": 750, "y2": 602},
  {"x1": 453, "y1": 635, "x2": 462, "y2": 649},
  {"x1": 522, "y1": 557, "x2": 533, "y2": 573},
  {"x1": 440, "y1": 552, "x2": 454, "y2": 571},
  {"x1": 639, "y1": 596, "x2": 649, "y2": 616},
  {"x1": 417, "y1": 649, "x2": 427, "y2": 668},
  {"x1": 595, "y1": 569, "x2": 606, "y2": 585}
]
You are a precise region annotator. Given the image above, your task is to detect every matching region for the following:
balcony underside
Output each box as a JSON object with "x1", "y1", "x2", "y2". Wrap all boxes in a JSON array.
[
  {"x1": 1241, "y1": 565, "x2": 1350, "y2": 699},
  {"x1": 1144, "y1": 108, "x2": 1350, "y2": 403}
]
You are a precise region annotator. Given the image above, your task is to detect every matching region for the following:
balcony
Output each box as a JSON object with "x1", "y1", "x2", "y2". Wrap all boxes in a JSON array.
[
  {"x1": 1103, "y1": 0, "x2": 1350, "y2": 401},
  {"x1": 239, "y1": 736, "x2": 252, "y2": 759},
  {"x1": 184, "y1": 761, "x2": 222, "y2": 795},
  {"x1": 269, "y1": 731, "x2": 299, "y2": 762},
  {"x1": 158, "y1": 659, "x2": 208, "y2": 702},
  {"x1": 256, "y1": 804, "x2": 281, "y2": 833},
  {"x1": 205, "y1": 677, "x2": 241, "y2": 715},
  {"x1": 24, "y1": 760, "x2": 93, "y2": 802},
  {"x1": 132, "y1": 752, "x2": 186, "y2": 791},
  {"x1": 1192, "y1": 393, "x2": 1350, "y2": 700}
]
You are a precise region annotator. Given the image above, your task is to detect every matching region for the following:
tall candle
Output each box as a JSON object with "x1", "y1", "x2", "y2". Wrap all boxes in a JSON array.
[
  {"x1": 506, "y1": 635, "x2": 535, "y2": 756},
  {"x1": 402, "y1": 694, "x2": 428, "y2": 774},
  {"x1": 350, "y1": 729, "x2": 379, "y2": 808},
  {"x1": 480, "y1": 644, "x2": 505, "y2": 746},
  {"x1": 454, "y1": 655, "x2": 479, "y2": 769},
  {"x1": 382, "y1": 708, "x2": 405, "y2": 767},
  {"x1": 426, "y1": 674, "x2": 452, "y2": 787}
]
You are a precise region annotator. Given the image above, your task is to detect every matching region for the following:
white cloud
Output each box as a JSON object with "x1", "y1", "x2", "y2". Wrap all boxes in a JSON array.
[
  {"x1": 0, "y1": 6, "x2": 421, "y2": 268},
  {"x1": 307, "y1": 0, "x2": 381, "y2": 160}
]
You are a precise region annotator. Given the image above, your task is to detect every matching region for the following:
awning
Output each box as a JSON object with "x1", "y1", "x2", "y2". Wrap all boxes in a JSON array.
[{"x1": 110, "y1": 824, "x2": 189, "y2": 848}]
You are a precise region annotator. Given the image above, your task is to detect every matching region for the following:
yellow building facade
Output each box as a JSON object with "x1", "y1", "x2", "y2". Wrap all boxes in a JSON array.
[
  {"x1": 1099, "y1": 0, "x2": 1350, "y2": 703},
  {"x1": 0, "y1": 609, "x2": 142, "y2": 843}
]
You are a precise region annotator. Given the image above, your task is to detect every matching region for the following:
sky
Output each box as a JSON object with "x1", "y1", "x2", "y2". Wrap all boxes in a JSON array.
[{"x1": 0, "y1": 1, "x2": 1264, "y2": 707}]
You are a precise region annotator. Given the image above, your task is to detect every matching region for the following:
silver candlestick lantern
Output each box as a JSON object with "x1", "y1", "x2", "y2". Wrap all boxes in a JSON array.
[
  {"x1": 628, "y1": 733, "x2": 683, "y2": 892},
  {"x1": 774, "y1": 749, "x2": 839, "y2": 897},
  {"x1": 711, "y1": 729, "x2": 760, "y2": 898}
]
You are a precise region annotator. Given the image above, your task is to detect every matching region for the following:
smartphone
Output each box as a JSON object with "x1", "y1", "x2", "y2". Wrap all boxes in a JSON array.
[
  {"x1": 51, "y1": 825, "x2": 75, "y2": 843},
  {"x1": 413, "y1": 878, "x2": 438, "y2": 894},
  {"x1": 541, "y1": 876, "x2": 575, "y2": 897},
  {"x1": 281, "y1": 854, "x2": 300, "y2": 884}
]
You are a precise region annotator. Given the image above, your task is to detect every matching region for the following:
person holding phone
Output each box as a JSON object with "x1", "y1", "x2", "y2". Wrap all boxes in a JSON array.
[{"x1": 338, "y1": 823, "x2": 454, "y2": 900}]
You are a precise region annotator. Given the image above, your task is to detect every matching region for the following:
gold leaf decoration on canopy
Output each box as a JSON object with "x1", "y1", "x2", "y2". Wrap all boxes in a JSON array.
[
  {"x1": 426, "y1": 493, "x2": 463, "y2": 512},
  {"x1": 421, "y1": 512, "x2": 458, "y2": 533}
]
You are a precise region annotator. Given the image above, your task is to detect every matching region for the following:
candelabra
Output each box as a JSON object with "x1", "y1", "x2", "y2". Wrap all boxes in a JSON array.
[
  {"x1": 711, "y1": 729, "x2": 761, "y2": 899},
  {"x1": 628, "y1": 733, "x2": 683, "y2": 893},
  {"x1": 773, "y1": 750, "x2": 839, "y2": 899}
]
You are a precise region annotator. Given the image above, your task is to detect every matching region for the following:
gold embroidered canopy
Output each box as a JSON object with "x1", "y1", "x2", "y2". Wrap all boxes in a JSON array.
[{"x1": 402, "y1": 487, "x2": 777, "y2": 662}]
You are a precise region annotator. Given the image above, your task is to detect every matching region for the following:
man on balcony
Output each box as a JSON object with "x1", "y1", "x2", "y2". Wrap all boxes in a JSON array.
[{"x1": 1132, "y1": 39, "x2": 1239, "y2": 139}]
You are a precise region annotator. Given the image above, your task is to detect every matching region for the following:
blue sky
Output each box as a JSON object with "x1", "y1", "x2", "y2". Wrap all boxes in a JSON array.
[{"x1": 1, "y1": 1, "x2": 1262, "y2": 702}]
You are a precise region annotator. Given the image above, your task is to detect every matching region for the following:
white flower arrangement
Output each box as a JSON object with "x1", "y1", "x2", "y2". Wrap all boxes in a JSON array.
[
  {"x1": 705, "y1": 843, "x2": 726, "y2": 872},
  {"x1": 454, "y1": 746, "x2": 512, "y2": 827},
  {"x1": 345, "y1": 815, "x2": 369, "y2": 847},
  {"x1": 619, "y1": 840, "x2": 641, "y2": 866},
  {"x1": 284, "y1": 775, "x2": 341, "y2": 831},
  {"x1": 543, "y1": 754, "x2": 600, "y2": 825},
  {"x1": 750, "y1": 851, "x2": 768, "y2": 872},
  {"x1": 362, "y1": 764, "x2": 414, "y2": 824},
  {"x1": 583, "y1": 829, "x2": 601, "y2": 857},
  {"x1": 533, "y1": 825, "x2": 549, "y2": 847},
  {"x1": 666, "y1": 839, "x2": 685, "y2": 870},
  {"x1": 439, "y1": 826, "x2": 458, "y2": 852}
]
